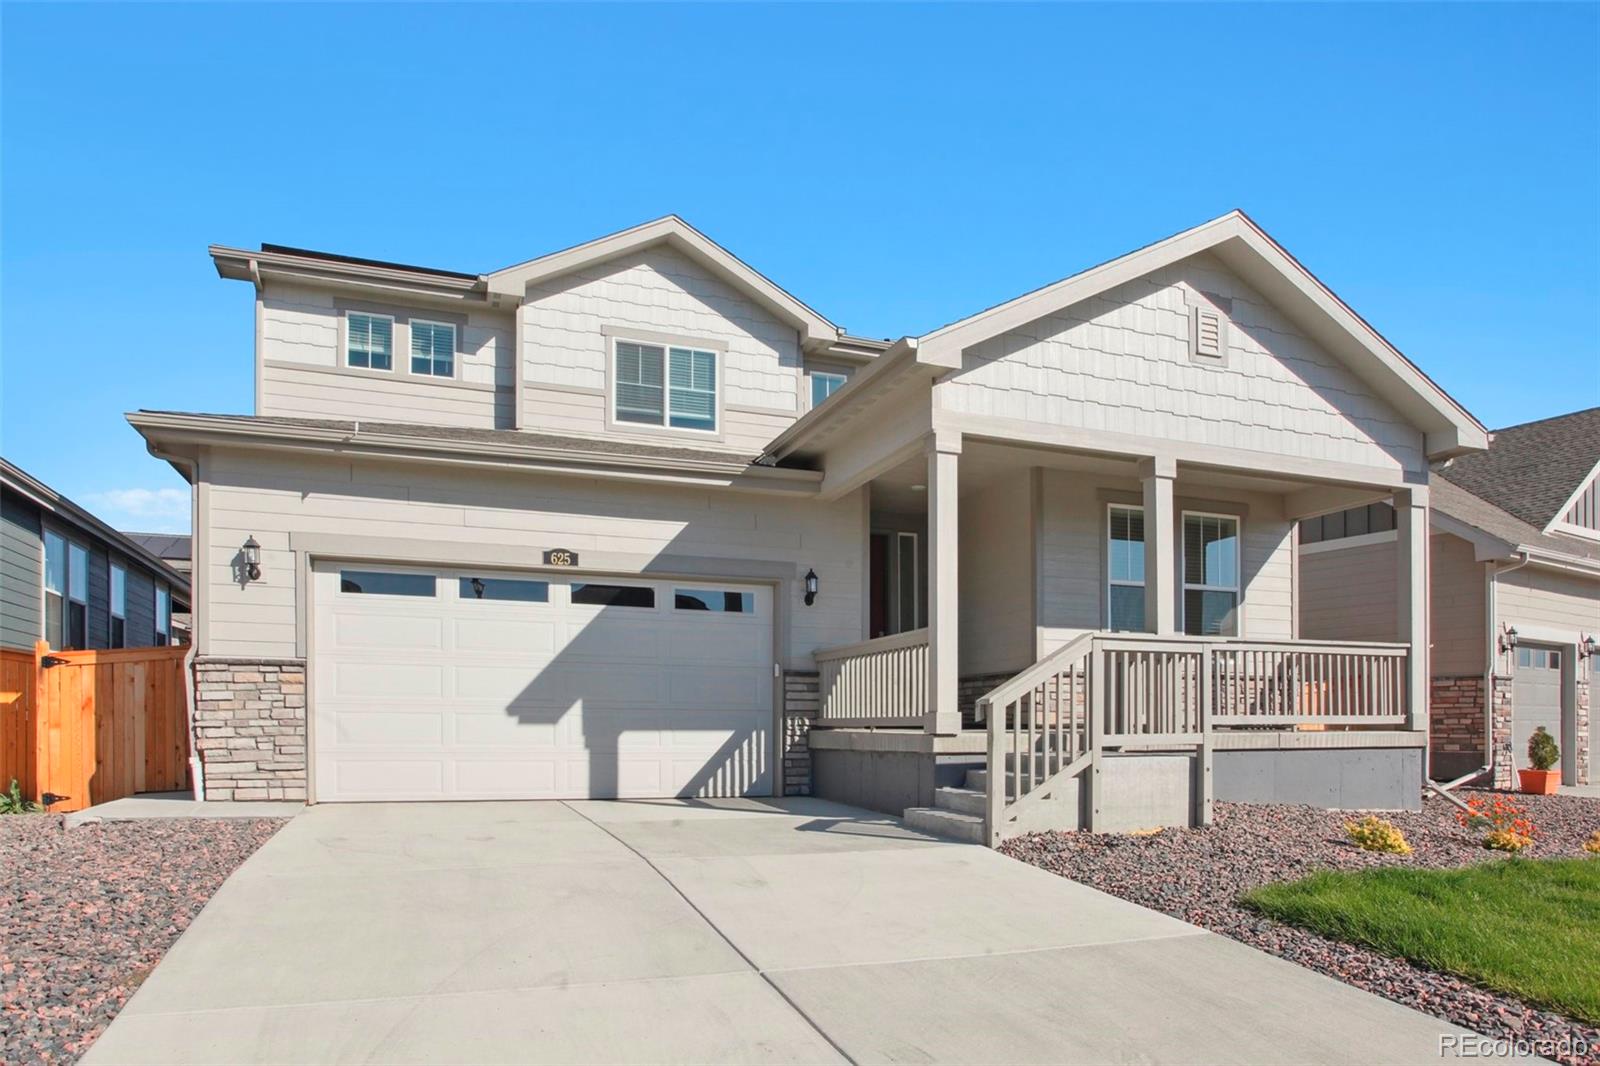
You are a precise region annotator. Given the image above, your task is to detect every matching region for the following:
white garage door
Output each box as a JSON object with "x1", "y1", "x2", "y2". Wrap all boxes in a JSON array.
[
  {"x1": 311, "y1": 562, "x2": 774, "y2": 801},
  {"x1": 1512, "y1": 645, "x2": 1562, "y2": 772}
]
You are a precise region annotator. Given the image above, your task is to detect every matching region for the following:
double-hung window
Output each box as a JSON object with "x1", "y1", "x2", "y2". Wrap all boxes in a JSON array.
[
  {"x1": 155, "y1": 584, "x2": 172, "y2": 646},
  {"x1": 1183, "y1": 513, "x2": 1239, "y2": 636},
  {"x1": 811, "y1": 372, "x2": 847, "y2": 409},
  {"x1": 346, "y1": 312, "x2": 394, "y2": 370},
  {"x1": 410, "y1": 320, "x2": 455, "y2": 378},
  {"x1": 1107, "y1": 505, "x2": 1146, "y2": 632},
  {"x1": 110, "y1": 564, "x2": 127, "y2": 648},
  {"x1": 44, "y1": 533, "x2": 89, "y2": 649},
  {"x1": 613, "y1": 340, "x2": 717, "y2": 433}
]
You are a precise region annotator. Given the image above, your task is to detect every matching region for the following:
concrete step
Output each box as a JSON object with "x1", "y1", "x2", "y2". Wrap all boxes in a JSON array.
[
  {"x1": 903, "y1": 806, "x2": 986, "y2": 844},
  {"x1": 933, "y1": 786, "x2": 986, "y2": 817}
]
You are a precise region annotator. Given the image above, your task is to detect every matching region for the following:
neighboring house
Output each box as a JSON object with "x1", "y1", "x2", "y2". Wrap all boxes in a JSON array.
[
  {"x1": 132, "y1": 211, "x2": 1488, "y2": 838},
  {"x1": 1300, "y1": 408, "x2": 1599, "y2": 789},
  {"x1": 123, "y1": 531, "x2": 193, "y2": 639},
  {"x1": 1, "y1": 460, "x2": 191, "y2": 653}
]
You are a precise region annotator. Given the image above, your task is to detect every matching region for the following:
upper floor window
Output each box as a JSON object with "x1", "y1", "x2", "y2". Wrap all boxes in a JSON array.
[
  {"x1": 110, "y1": 564, "x2": 127, "y2": 648},
  {"x1": 614, "y1": 340, "x2": 717, "y2": 433},
  {"x1": 1107, "y1": 505, "x2": 1145, "y2": 632},
  {"x1": 1183, "y1": 513, "x2": 1239, "y2": 636},
  {"x1": 347, "y1": 312, "x2": 394, "y2": 370},
  {"x1": 44, "y1": 531, "x2": 89, "y2": 649},
  {"x1": 410, "y1": 320, "x2": 456, "y2": 378},
  {"x1": 811, "y1": 372, "x2": 847, "y2": 409},
  {"x1": 1298, "y1": 502, "x2": 1395, "y2": 545}
]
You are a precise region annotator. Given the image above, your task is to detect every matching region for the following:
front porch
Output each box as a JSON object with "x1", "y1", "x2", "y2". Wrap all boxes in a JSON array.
[{"x1": 801, "y1": 433, "x2": 1433, "y2": 844}]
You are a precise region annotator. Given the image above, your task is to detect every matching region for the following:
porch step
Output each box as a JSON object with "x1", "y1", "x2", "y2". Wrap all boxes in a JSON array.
[
  {"x1": 933, "y1": 786, "x2": 986, "y2": 817},
  {"x1": 904, "y1": 806, "x2": 985, "y2": 844}
]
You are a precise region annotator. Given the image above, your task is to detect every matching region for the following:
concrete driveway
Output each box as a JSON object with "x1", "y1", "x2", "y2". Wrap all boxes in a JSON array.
[{"x1": 85, "y1": 797, "x2": 1474, "y2": 1065}]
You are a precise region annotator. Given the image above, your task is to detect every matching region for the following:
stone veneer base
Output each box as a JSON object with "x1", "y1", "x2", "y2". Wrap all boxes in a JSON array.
[{"x1": 193, "y1": 657, "x2": 307, "y2": 801}]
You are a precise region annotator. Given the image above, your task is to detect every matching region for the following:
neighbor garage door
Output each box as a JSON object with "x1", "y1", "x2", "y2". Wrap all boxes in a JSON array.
[
  {"x1": 1512, "y1": 645, "x2": 1563, "y2": 772},
  {"x1": 311, "y1": 562, "x2": 773, "y2": 801}
]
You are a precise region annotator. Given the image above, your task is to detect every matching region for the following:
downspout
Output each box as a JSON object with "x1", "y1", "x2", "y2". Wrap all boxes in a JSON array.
[
  {"x1": 148, "y1": 444, "x2": 206, "y2": 801},
  {"x1": 1431, "y1": 549, "x2": 1529, "y2": 800}
]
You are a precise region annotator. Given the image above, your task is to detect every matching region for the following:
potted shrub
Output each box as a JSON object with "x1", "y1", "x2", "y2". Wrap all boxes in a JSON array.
[{"x1": 1518, "y1": 727, "x2": 1561, "y2": 795}]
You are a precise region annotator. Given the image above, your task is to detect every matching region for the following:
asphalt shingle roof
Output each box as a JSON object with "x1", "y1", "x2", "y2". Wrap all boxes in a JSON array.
[{"x1": 1437, "y1": 407, "x2": 1600, "y2": 529}]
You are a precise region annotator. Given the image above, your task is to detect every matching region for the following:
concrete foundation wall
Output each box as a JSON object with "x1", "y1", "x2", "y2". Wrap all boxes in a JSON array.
[
  {"x1": 811, "y1": 749, "x2": 980, "y2": 816},
  {"x1": 1214, "y1": 747, "x2": 1421, "y2": 810}
]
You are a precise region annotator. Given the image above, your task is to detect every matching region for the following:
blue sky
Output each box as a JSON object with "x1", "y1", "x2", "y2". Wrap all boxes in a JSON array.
[{"x1": 3, "y1": 3, "x2": 1596, "y2": 533}]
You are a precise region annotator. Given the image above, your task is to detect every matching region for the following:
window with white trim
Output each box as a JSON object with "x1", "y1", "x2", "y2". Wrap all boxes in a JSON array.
[
  {"x1": 155, "y1": 584, "x2": 172, "y2": 646},
  {"x1": 43, "y1": 530, "x2": 66, "y2": 649},
  {"x1": 346, "y1": 312, "x2": 394, "y2": 370},
  {"x1": 1183, "y1": 513, "x2": 1239, "y2": 636},
  {"x1": 613, "y1": 340, "x2": 717, "y2": 432},
  {"x1": 1107, "y1": 505, "x2": 1145, "y2": 632},
  {"x1": 410, "y1": 320, "x2": 456, "y2": 377},
  {"x1": 110, "y1": 564, "x2": 127, "y2": 648},
  {"x1": 811, "y1": 372, "x2": 847, "y2": 409}
]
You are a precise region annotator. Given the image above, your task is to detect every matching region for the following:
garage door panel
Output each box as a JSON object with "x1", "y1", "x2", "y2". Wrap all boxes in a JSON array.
[{"x1": 313, "y1": 564, "x2": 772, "y2": 802}]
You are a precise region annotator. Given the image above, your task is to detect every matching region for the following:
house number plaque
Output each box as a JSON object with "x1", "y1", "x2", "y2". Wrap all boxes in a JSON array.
[{"x1": 543, "y1": 548, "x2": 579, "y2": 567}]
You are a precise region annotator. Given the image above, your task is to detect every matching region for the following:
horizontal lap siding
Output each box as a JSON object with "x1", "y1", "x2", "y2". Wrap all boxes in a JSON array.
[
  {"x1": 259, "y1": 282, "x2": 515, "y2": 428},
  {"x1": 203, "y1": 448, "x2": 865, "y2": 664},
  {"x1": 959, "y1": 470, "x2": 1034, "y2": 675},
  {"x1": 1496, "y1": 566, "x2": 1600, "y2": 641},
  {"x1": 521, "y1": 246, "x2": 801, "y2": 452},
  {"x1": 944, "y1": 252, "x2": 1426, "y2": 476},
  {"x1": 124, "y1": 568, "x2": 157, "y2": 649},
  {"x1": 1036, "y1": 469, "x2": 1293, "y2": 654},
  {"x1": 0, "y1": 492, "x2": 42, "y2": 650},
  {"x1": 1431, "y1": 534, "x2": 1486, "y2": 676}
]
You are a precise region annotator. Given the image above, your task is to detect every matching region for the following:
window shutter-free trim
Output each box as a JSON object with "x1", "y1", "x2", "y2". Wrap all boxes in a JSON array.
[
  {"x1": 612, "y1": 338, "x2": 718, "y2": 433},
  {"x1": 347, "y1": 312, "x2": 394, "y2": 370},
  {"x1": 410, "y1": 320, "x2": 456, "y2": 378}
]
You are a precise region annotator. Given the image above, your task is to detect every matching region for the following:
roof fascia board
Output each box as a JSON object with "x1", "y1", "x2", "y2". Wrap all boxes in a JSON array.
[
  {"x1": 1429, "y1": 508, "x2": 1517, "y2": 563},
  {"x1": 915, "y1": 212, "x2": 1487, "y2": 461},
  {"x1": 211, "y1": 245, "x2": 484, "y2": 299},
  {"x1": 760, "y1": 338, "x2": 941, "y2": 462},
  {"x1": 0, "y1": 463, "x2": 193, "y2": 594},
  {"x1": 1541, "y1": 456, "x2": 1600, "y2": 534},
  {"x1": 1516, "y1": 545, "x2": 1600, "y2": 578},
  {"x1": 126, "y1": 413, "x2": 822, "y2": 496},
  {"x1": 483, "y1": 217, "x2": 838, "y2": 343}
]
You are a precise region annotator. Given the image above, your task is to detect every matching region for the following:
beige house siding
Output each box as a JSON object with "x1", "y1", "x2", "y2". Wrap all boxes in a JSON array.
[
  {"x1": 1299, "y1": 532, "x2": 1486, "y2": 676},
  {"x1": 520, "y1": 246, "x2": 802, "y2": 451},
  {"x1": 1035, "y1": 469, "x2": 1294, "y2": 654},
  {"x1": 201, "y1": 448, "x2": 865, "y2": 664},
  {"x1": 958, "y1": 469, "x2": 1034, "y2": 675},
  {"x1": 1496, "y1": 566, "x2": 1600, "y2": 642},
  {"x1": 943, "y1": 252, "x2": 1426, "y2": 477},
  {"x1": 258, "y1": 281, "x2": 515, "y2": 427}
]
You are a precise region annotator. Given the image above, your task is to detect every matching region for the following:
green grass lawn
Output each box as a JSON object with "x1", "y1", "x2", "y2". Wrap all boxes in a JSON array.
[{"x1": 1241, "y1": 859, "x2": 1600, "y2": 1023}]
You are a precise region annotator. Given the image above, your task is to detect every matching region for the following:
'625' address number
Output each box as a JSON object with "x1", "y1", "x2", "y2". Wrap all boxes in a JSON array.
[{"x1": 543, "y1": 548, "x2": 579, "y2": 567}]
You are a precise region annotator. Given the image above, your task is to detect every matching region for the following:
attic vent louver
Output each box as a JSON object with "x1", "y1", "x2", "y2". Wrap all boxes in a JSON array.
[{"x1": 1191, "y1": 306, "x2": 1227, "y2": 361}]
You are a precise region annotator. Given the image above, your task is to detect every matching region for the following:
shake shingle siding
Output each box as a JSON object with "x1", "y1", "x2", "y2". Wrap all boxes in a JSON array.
[{"x1": 1, "y1": 490, "x2": 42, "y2": 651}]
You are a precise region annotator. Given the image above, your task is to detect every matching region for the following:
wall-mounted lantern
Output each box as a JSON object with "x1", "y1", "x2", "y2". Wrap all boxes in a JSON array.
[
  {"x1": 1580, "y1": 633, "x2": 1598, "y2": 661},
  {"x1": 1498, "y1": 625, "x2": 1519, "y2": 655},
  {"x1": 804, "y1": 568, "x2": 819, "y2": 607},
  {"x1": 243, "y1": 536, "x2": 262, "y2": 582}
]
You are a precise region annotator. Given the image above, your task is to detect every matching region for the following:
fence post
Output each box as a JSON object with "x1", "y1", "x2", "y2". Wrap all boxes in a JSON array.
[
  {"x1": 983, "y1": 697, "x2": 1002, "y2": 846},
  {"x1": 1198, "y1": 644, "x2": 1214, "y2": 826},
  {"x1": 31, "y1": 640, "x2": 49, "y2": 805},
  {"x1": 1086, "y1": 640, "x2": 1103, "y2": 832}
]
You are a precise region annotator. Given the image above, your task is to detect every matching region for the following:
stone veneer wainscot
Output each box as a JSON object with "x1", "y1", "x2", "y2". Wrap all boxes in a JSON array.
[{"x1": 193, "y1": 657, "x2": 307, "y2": 801}]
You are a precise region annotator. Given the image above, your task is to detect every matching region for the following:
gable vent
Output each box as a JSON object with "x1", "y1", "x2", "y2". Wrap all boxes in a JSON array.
[{"x1": 1192, "y1": 306, "x2": 1227, "y2": 361}]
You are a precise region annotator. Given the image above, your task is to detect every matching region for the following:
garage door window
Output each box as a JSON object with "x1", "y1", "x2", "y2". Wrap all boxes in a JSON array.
[
  {"x1": 460, "y1": 576, "x2": 549, "y2": 602},
  {"x1": 340, "y1": 570, "x2": 436, "y2": 597},
  {"x1": 1516, "y1": 647, "x2": 1560, "y2": 669},
  {"x1": 675, "y1": 589, "x2": 754, "y2": 613},
  {"x1": 571, "y1": 583, "x2": 655, "y2": 608}
]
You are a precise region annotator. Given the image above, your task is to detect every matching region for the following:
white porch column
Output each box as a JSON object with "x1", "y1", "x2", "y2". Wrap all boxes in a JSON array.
[
  {"x1": 1395, "y1": 485, "x2": 1430, "y2": 741},
  {"x1": 926, "y1": 431, "x2": 962, "y2": 734},
  {"x1": 1140, "y1": 457, "x2": 1177, "y2": 635}
]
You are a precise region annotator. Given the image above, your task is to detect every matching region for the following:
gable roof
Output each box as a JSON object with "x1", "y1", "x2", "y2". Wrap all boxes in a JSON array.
[
  {"x1": 1437, "y1": 407, "x2": 1600, "y2": 532},
  {"x1": 484, "y1": 216, "x2": 840, "y2": 346},
  {"x1": 1432, "y1": 477, "x2": 1600, "y2": 569},
  {"x1": 914, "y1": 211, "x2": 1488, "y2": 461}
]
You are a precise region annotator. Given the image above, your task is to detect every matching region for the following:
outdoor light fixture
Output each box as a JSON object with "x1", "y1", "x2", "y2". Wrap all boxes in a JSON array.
[
  {"x1": 804, "y1": 568, "x2": 819, "y2": 607},
  {"x1": 1581, "y1": 633, "x2": 1598, "y2": 661},
  {"x1": 242, "y1": 536, "x2": 262, "y2": 582},
  {"x1": 1498, "y1": 625, "x2": 1519, "y2": 655},
  {"x1": 470, "y1": 577, "x2": 486, "y2": 600}
]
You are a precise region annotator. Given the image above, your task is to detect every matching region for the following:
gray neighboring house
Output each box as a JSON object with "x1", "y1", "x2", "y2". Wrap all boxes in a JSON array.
[
  {"x1": 1300, "y1": 407, "x2": 1599, "y2": 789},
  {"x1": 131, "y1": 211, "x2": 1492, "y2": 834},
  {"x1": 123, "y1": 532, "x2": 193, "y2": 639},
  {"x1": 1, "y1": 459, "x2": 191, "y2": 653}
]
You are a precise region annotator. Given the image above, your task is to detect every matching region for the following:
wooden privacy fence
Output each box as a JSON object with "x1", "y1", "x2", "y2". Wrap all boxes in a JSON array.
[{"x1": 0, "y1": 641, "x2": 191, "y2": 812}]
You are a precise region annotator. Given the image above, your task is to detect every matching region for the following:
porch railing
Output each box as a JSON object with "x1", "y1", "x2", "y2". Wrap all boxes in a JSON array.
[
  {"x1": 978, "y1": 634, "x2": 1411, "y2": 844},
  {"x1": 812, "y1": 628, "x2": 928, "y2": 729}
]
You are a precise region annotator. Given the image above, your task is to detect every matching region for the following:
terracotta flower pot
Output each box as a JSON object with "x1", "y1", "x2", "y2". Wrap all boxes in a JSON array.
[{"x1": 1518, "y1": 768, "x2": 1561, "y2": 795}]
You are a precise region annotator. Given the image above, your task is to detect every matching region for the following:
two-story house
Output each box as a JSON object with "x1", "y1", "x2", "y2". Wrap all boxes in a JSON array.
[{"x1": 132, "y1": 212, "x2": 1487, "y2": 841}]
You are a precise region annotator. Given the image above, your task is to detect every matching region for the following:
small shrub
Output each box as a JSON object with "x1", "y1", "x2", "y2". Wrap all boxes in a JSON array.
[
  {"x1": 1346, "y1": 815, "x2": 1412, "y2": 854},
  {"x1": 1527, "y1": 727, "x2": 1560, "y2": 772},
  {"x1": 1584, "y1": 830, "x2": 1600, "y2": 856},
  {"x1": 0, "y1": 778, "x2": 41, "y2": 815},
  {"x1": 1456, "y1": 795, "x2": 1536, "y2": 852}
]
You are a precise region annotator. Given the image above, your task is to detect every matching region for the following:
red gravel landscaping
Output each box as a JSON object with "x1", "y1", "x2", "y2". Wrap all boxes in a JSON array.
[
  {"x1": 0, "y1": 813, "x2": 286, "y2": 1065},
  {"x1": 1002, "y1": 790, "x2": 1600, "y2": 1066}
]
